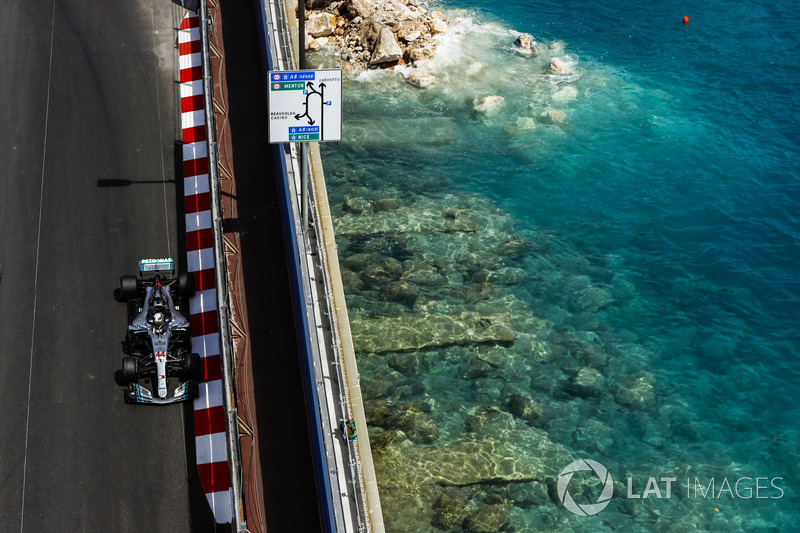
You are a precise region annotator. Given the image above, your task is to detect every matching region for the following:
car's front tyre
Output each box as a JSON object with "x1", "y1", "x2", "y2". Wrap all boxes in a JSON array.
[
  {"x1": 177, "y1": 271, "x2": 195, "y2": 298},
  {"x1": 185, "y1": 352, "x2": 202, "y2": 380},
  {"x1": 121, "y1": 356, "x2": 138, "y2": 384},
  {"x1": 119, "y1": 275, "x2": 138, "y2": 301}
]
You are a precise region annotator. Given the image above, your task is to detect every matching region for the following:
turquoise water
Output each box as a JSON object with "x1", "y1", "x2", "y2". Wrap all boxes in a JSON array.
[{"x1": 314, "y1": 0, "x2": 799, "y2": 530}]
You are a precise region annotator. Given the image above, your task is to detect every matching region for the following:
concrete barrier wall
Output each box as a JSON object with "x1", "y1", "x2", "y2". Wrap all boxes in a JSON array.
[
  {"x1": 308, "y1": 146, "x2": 387, "y2": 533},
  {"x1": 255, "y1": 0, "x2": 386, "y2": 531}
]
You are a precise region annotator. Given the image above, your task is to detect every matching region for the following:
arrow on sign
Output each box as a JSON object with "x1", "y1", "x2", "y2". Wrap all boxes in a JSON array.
[{"x1": 294, "y1": 82, "x2": 329, "y2": 139}]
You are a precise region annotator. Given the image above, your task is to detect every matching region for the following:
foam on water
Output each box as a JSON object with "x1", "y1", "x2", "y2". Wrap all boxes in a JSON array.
[{"x1": 313, "y1": 0, "x2": 800, "y2": 530}]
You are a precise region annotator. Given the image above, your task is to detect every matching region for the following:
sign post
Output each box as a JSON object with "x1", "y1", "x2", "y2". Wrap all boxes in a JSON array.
[{"x1": 268, "y1": 69, "x2": 342, "y2": 230}]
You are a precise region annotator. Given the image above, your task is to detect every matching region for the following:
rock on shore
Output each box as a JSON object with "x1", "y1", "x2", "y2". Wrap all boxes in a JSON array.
[{"x1": 303, "y1": 0, "x2": 449, "y2": 71}]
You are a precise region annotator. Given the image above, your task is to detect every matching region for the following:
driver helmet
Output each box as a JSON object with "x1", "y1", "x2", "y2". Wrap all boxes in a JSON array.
[{"x1": 153, "y1": 310, "x2": 166, "y2": 325}]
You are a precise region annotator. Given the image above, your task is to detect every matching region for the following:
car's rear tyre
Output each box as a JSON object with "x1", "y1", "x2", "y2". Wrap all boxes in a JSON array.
[
  {"x1": 177, "y1": 271, "x2": 195, "y2": 298},
  {"x1": 122, "y1": 357, "x2": 138, "y2": 384},
  {"x1": 120, "y1": 275, "x2": 138, "y2": 301},
  {"x1": 186, "y1": 352, "x2": 202, "y2": 380}
]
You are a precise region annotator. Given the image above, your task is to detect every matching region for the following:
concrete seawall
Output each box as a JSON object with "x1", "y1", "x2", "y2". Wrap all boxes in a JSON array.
[{"x1": 256, "y1": 0, "x2": 387, "y2": 530}]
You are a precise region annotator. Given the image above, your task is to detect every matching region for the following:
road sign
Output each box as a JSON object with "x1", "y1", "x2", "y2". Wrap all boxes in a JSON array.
[{"x1": 268, "y1": 69, "x2": 342, "y2": 143}]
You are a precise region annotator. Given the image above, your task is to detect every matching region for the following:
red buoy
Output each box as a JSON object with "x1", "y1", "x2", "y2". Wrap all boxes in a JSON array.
[{"x1": 683, "y1": 15, "x2": 689, "y2": 24}]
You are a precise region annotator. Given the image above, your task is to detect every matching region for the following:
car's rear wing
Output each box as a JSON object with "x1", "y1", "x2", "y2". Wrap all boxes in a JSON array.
[{"x1": 138, "y1": 258, "x2": 175, "y2": 274}]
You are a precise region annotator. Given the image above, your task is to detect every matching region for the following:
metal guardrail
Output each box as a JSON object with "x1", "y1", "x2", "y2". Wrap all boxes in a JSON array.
[{"x1": 197, "y1": 1, "x2": 246, "y2": 530}]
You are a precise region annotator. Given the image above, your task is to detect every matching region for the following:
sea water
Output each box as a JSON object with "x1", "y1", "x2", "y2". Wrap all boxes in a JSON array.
[{"x1": 313, "y1": 0, "x2": 800, "y2": 530}]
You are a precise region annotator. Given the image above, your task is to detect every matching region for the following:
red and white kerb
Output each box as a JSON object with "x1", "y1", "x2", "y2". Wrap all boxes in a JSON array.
[{"x1": 179, "y1": 12, "x2": 233, "y2": 524}]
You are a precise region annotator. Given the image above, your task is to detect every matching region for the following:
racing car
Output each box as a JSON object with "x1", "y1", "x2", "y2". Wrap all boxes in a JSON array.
[{"x1": 117, "y1": 258, "x2": 201, "y2": 404}]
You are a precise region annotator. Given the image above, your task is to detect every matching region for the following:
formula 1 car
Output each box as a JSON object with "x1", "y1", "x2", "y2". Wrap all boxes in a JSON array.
[{"x1": 117, "y1": 258, "x2": 201, "y2": 404}]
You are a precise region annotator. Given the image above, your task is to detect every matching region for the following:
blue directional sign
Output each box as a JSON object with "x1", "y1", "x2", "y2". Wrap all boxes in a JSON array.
[{"x1": 268, "y1": 69, "x2": 342, "y2": 143}]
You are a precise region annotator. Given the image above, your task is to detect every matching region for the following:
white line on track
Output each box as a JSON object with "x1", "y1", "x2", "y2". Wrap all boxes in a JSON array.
[
  {"x1": 156, "y1": 0, "x2": 190, "y2": 501},
  {"x1": 153, "y1": 0, "x2": 172, "y2": 258},
  {"x1": 20, "y1": 2, "x2": 56, "y2": 531}
]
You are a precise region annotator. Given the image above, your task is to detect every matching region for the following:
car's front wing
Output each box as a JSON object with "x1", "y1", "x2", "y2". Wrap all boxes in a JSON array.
[{"x1": 125, "y1": 381, "x2": 195, "y2": 405}]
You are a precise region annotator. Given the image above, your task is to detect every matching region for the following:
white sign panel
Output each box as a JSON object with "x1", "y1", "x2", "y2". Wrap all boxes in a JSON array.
[{"x1": 267, "y1": 69, "x2": 342, "y2": 143}]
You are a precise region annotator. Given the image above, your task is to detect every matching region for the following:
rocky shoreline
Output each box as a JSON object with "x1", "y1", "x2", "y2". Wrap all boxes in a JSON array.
[
  {"x1": 304, "y1": 0, "x2": 449, "y2": 71},
  {"x1": 303, "y1": 0, "x2": 567, "y2": 87}
]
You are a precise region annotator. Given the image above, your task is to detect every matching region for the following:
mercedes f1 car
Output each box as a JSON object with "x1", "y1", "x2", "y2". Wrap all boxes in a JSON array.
[{"x1": 117, "y1": 258, "x2": 201, "y2": 404}]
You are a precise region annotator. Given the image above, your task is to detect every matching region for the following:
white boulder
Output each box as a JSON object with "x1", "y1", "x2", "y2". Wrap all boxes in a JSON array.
[
  {"x1": 430, "y1": 18, "x2": 448, "y2": 34},
  {"x1": 306, "y1": 12, "x2": 337, "y2": 37},
  {"x1": 514, "y1": 33, "x2": 536, "y2": 53},
  {"x1": 370, "y1": 26, "x2": 404, "y2": 65},
  {"x1": 474, "y1": 95, "x2": 505, "y2": 115},
  {"x1": 408, "y1": 70, "x2": 435, "y2": 87},
  {"x1": 466, "y1": 62, "x2": 484, "y2": 76},
  {"x1": 552, "y1": 85, "x2": 578, "y2": 102},
  {"x1": 548, "y1": 57, "x2": 570, "y2": 74},
  {"x1": 346, "y1": 0, "x2": 375, "y2": 19}
]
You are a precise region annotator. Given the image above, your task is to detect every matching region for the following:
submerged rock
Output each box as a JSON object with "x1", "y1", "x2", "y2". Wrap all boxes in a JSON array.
[
  {"x1": 486, "y1": 266, "x2": 527, "y2": 285},
  {"x1": 401, "y1": 261, "x2": 446, "y2": 286},
  {"x1": 341, "y1": 251, "x2": 377, "y2": 271},
  {"x1": 383, "y1": 402, "x2": 439, "y2": 443},
  {"x1": 339, "y1": 267, "x2": 364, "y2": 292},
  {"x1": 334, "y1": 205, "x2": 482, "y2": 236},
  {"x1": 543, "y1": 108, "x2": 567, "y2": 124},
  {"x1": 506, "y1": 116, "x2": 536, "y2": 134},
  {"x1": 475, "y1": 346, "x2": 505, "y2": 367},
  {"x1": 570, "y1": 285, "x2": 613, "y2": 312},
  {"x1": 567, "y1": 367, "x2": 606, "y2": 398},
  {"x1": 388, "y1": 351, "x2": 430, "y2": 376},
  {"x1": 463, "y1": 357, "x2": 493, "y2": 379},
  {"x1": 432, "y1": 489, "x2": 471, "y2": 530},
  {"x1": 351, "y1": 311, "x2": 516, "y2": 353},
  {"x1": 373, "y1": 196, "x2": 400, "y2": 212},
  {"x1": 379, "y1": 280, "x2": 418, "y2": 306},
  {"x1": 474, "y1": 95, "x2": 505, "y2": 115},
  {"x1": 465, "y1": 405, "x2": 515, "y2": 435},
  {"x1": 573, "y1": 417, "x2": 614, "y2": 455},
  {"x1": 464, "y1": 503, "x2": 508, "y2": 533},
  {"x1": 361, "y1": 376, "x2": 390, "y2": 399},
  {"x1": 610, "y1": 273, "x2": 638, "y2": 301},
  {"x1": 505, "y1": 480, "x2": 550, "y2": 506},
  {"x1": 613, "y1": 371, "x2": 658, "y2": 410},
  {"x1": 552, "y1": 85, "x2": 578, "y2": 102},
  {"x1": 441, "y1": 207, "x2": 480, "y2": 232},
  {"x1": 373, "y1": 429, "x2": 573, "y2": 489},
  {"x1": 342, "y1": 196, "x2": 374, "y2": 214},
  {"x1": 361, "y1": 256, "x2": 404, "y2": 283},
  {"x1": 508, "y1": 393, "x2": 543, "y2": 421},
  {"x1": 465, "y1": 282, "x2": 493, "y2": 303},
  {"x1": 494, "y1": 235, "x2": 527, "y2": 257}
]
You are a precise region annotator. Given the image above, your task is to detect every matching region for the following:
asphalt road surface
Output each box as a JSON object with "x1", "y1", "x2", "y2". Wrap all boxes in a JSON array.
[{"x1": 1, "y1": 1, "x2": 214, "y2": 530}]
